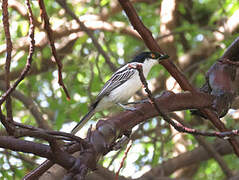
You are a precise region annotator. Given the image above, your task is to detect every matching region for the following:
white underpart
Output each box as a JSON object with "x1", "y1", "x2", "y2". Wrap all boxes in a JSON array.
[{"x1": 95, "y1": 58, "x2": 157, "y2": 111}]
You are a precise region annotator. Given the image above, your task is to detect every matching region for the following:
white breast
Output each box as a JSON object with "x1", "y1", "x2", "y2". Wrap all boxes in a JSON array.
[
  {"x1": 109, "y1": 72, "x2": 141, "y2": 102},
  {"x1": 110, "y1": 59, "x2": 157, "y2": 103},
  {"x1": 95, "y1": 59, "x2": 157, "y2": 111}
]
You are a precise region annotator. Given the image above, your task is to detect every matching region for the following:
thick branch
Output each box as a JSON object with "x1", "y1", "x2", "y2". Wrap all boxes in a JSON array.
[
  {"x1": 99, "y1": 92, "x2": 213, "y2": 132},
  {"x1": 118, "y1": 0, "x2": 194, "y2": 91},
  {"x1": 118, "y1": 0, "x2": 239, "y2": 157},
  {"x1": 132, "y1": 64, "x2": 239, "y2": 138},
  {"x1": 0, "y1": 136, "x2": 75, "y2": 170}
]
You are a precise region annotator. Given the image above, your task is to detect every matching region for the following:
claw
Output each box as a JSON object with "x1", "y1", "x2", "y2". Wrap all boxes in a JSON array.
[
  {"x1": 125, "y1": 106, "x2": 137, "y2": 111},
  {"x1": 117, "y1": 103, "x2": 137, "y2": 111}
]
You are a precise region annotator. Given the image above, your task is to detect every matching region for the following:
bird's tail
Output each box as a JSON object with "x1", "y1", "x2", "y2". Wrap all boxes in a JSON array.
[{"x1": 71, "y1": 107, "x2": 96, "y2": 134}]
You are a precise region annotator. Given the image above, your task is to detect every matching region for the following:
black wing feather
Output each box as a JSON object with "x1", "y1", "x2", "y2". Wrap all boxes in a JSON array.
[{"x1": 95, "y1": 66, "x2": 136, "y2": 101}]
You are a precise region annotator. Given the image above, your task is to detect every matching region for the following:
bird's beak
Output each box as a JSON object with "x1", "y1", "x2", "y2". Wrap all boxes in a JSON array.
[{"x1": 150, "y1": 52, "x2": 169, "y2": 60}]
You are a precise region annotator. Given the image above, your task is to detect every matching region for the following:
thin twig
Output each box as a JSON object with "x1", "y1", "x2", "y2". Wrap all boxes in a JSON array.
[
  {"x1": 38, "y1": 0, "x2": 71, "y2": 100},
  {"x1": 0, "y1": 115, "x2": 86, "y2": 177},
  {"x1": 118, "y1": 0, "x2": 239, "y2": 156},
  {"x1": 115, "y1": 140, "x2": 133, "y2": 180},
  {"x1": 23, "y1": 142, "x2": 82, "y2": 180},
  {"x1": 0, "y1": 109, "x2": 12, "y2": 133},
  {"x1": 13, "y1": 122, "x2": 86, "y2": 145},
  {"x1": 171, "y1": 112, "x2": 233, "y2": 178},
  {"x1": 1, "y1": 0, "x2": 14, "y2": 134},
  {"x1": 0, "y1": 136, "x2": 76, "y2": 171},
  {"x1": 133, "y1": 64, "x2": 239, "y2": 138},
  {"x1": 0, "y1": 0, "x2": 35, "y2": 107},
  {"x1": 56, "y1": 0, "x2": 117, "y2": 72},
  {"x1": 0, "y1": 80, "x2": 51, "y2": 130}
]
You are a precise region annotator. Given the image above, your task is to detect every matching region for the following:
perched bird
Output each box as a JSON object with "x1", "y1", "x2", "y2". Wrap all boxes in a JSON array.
[{"x1": 71, "y1": 51, "x2": 169, "y2": 134}]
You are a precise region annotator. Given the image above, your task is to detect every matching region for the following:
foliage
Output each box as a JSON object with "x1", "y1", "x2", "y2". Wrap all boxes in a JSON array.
[{"x1": 0, "y1": 0, "x2": 239, "y2": 179}]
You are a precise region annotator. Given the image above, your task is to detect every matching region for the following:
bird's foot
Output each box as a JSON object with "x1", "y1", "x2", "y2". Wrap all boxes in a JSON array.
[
  {"x1": 117, "y1": 102, "x2": 146, "y2": 117},
  {"x1": 126, "y1": 106, "x2": 137, "y2": 111},
  {"x1": 123, "y1": 99, "x2": 148, "y2": 105},
  {"x1": 117, "y1": 103, "x2": 137, "y2": 111}
]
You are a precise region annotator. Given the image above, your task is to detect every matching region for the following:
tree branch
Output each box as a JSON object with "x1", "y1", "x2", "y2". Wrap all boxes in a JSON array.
[
  {"x1": 171, "y1": 113, "x2": 233, "y2": 178},
  {"x1": 2, "y1": 0, "x2": 14, "y2": 134},
  {"x1": 118, "y1": 0, "x2": 194, "y2": 91},
  {"x1": 0, "y1": 0, "x2": 35, "y2": 108},
  {"x1": 132, "y1": 64, "x2": 239, "y2": 138},
  {"x1": 0, "y1": 80, "x2": 51, "y2": 130},
  {"x1": 117, "y1": 0, "x2": 239, "y2": 157},
  {"x1": 56, "y1": 0, "x2": 117, "y2": 72},
  {"x1": 38, "y1": 0, "x2": 70, "y2": 100},
  {"x1": 0, "y1": 136, "x2": 75, "y2": 170}
]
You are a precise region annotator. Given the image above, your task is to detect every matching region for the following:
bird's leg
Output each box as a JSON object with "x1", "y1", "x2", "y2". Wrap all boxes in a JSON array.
[
  {"x1": 123, "y1": 99, "x2": 148, "y2": 105},
  {"x1": 117, "y1": 103, "x2": 137, "y2": 111}
]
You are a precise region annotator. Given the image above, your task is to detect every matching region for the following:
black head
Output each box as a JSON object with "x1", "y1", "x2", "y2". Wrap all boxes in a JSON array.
[{"x1": 130, "y1": 51, "x2": 169, "y2": 63}]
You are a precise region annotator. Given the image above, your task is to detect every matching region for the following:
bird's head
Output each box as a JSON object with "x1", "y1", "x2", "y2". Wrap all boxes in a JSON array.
[{"x1": 131, "y1": 51, "x2": 169, "y2": 63}]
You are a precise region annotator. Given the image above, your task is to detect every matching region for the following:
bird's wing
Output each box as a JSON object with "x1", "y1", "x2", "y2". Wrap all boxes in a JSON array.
[{"x1": 96, "y1": 66, "x2": 136, "y2": 101}]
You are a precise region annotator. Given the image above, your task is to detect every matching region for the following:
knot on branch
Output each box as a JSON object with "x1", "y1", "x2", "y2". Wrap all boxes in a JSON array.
[{"x1": 192, "y1": 57, "x2": 238, "y2": 118}]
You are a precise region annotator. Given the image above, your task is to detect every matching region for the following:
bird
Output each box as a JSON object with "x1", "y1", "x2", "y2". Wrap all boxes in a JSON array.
[{"x1": 71, "y1": 51, "x2": 169, "y2": 134}]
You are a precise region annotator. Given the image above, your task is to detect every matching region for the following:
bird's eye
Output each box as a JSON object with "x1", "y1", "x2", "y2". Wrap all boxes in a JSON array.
[{"x1": 151, "y1": 53, "x2": 155, "y2": 58}]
